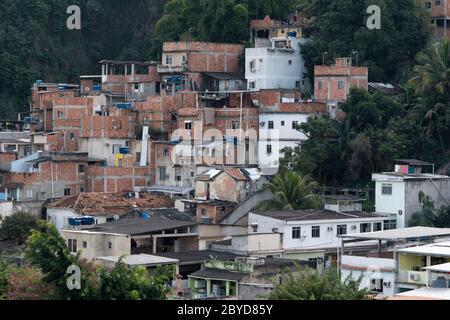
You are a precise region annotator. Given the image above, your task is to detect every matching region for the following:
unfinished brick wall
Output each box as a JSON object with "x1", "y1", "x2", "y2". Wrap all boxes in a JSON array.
[{"x1": 87, "y1": 165, "x2": 151, "y2": 192}]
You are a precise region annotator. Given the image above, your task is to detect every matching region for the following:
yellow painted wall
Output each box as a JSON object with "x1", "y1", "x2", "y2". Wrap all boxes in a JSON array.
[{"x1": 399, "y1": 254, "x2": 425, "y2": 270}]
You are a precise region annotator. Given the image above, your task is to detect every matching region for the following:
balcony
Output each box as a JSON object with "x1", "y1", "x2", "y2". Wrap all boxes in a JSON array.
[
  {"x1": 157, "y1": 64, "x2": 186, "y2": 74},
  {"x1": 397, "y1": 270, "x2": 427, "y2": 286}
]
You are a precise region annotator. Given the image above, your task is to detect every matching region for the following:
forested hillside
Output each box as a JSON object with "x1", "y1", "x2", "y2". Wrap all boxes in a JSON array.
[{"x1": 0, "y1": 0, "x2": 165, "y2": 119}]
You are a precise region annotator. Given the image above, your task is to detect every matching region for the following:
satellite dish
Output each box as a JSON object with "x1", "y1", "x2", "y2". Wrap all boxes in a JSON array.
[{"x1": 113, "y1": 215, "x2": 120, "y2": 221}]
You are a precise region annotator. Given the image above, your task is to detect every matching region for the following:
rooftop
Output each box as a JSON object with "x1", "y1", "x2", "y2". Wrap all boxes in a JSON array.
[
  {"x1": 189, "y1": 268, "x2": 249, "y2": 282},
  {"x1": 324, "y1": 194, "x2": 366, "y2": 202},
  {"x1": 339, "y1": 227, "x2": 450, "y2": 241},
  {"x1": 395, "y1": 159, "x2": 434, "y2": 166},
  {"x1": 84, "y1": 216, "x2": 196, "y2": 236},
  {"x1": 398, "y1": 241, "x2": 450, "y2": 257},
  {"x1": 423, "y1": 262, "x2": 450, "y2": 273},
  {"x1": 392, "y1": 287, "x2": 450, "y2": 300},
  {"x1": 155, "y1": 250, "x2": 241, "y2": 264},
  {"x1": 47, "y1": 192, "x2": 173, "y2": 216},
  {"x1": 254, "y1": 209, "x2": 385, "y2": 222},
  {"x1": 96, "y1": 254, "x2": 179, "y2": 266},
  {"x1": 372, "y1": 172, "x2": 449, "y2": 180}
]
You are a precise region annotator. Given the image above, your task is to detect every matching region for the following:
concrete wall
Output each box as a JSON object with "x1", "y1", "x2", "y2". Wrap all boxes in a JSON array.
[
  {"x1": 341, "y1": 255, "x2": 396, "y2": 296},
  {"x1": 245, "y1": 37, "x2": 308, "y2": 91},
  {"x1": 61, "y1": 230, "x2": 131, "y2": 261},
  {"x1": 0, "y1": 202, "x2": 13, "y2": 221}
]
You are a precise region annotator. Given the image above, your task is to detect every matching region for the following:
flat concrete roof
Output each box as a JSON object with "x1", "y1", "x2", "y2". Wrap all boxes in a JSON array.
[
  {"x1": 398, "y1": 241, "x2": 450, "y2": 257},
  {"x1": 339, "y1": 227, "x2": 450, "y2": 241},
  {"x1": 393, "y1": 287, "x2": 450, "y2": 300},
  {"x1": 96, "y1": 254, "x2": 179, "y2": 266},
  {"x1": 423, "y1": 262, "x2": 450, "y2": 273}
]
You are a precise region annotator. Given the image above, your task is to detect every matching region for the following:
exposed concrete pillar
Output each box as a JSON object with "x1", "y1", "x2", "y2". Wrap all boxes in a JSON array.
[
  {"x1": 226, "y1": 281, "x2": 230, "y2": 296},
  {"x1": 206, "y1": 279, "x2": 212, "y2": 297},
  {"x1": 152, "y1": 236, "x2": 157, "y2": 254}
]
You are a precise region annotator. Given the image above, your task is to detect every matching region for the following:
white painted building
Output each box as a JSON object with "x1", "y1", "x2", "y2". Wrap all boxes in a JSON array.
[
  {"x1": 373, "y1": 160, "x2": 450, "y2": 228},
  {"x1": 245, "y1": 36, "x2": 309, "y2": 92},
  {"x1": 248, "y1": 206, "x2": 390, "y2": 267},
  {"x1": 339, "y1": 227, "x2": 450, "y2": 297}
]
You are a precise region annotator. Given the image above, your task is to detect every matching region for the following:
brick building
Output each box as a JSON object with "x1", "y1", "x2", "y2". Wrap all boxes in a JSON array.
[{"x1": 314, "y1": 57, "x2": 368, "y2": 105}]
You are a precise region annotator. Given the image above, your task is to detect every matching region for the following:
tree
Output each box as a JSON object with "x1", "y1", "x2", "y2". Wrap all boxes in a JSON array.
[
  {"x1": 99, "y1": 261, "x2": 173, "y2": 300},
  {"x1": 409, "y1": 192, "x2": 450, "y2": 227},
  {"x1": 268, "y1": 267, "x2": 368, "y2": 300},
  {"x1": 0, "y1": 211, "x2": 39, "y2": 244},
  {"x1": 409, "y1": 38, "x2": 450, "y2": 153},
  {"x1": 4, "y1": 266, "x2": 57, "y2": 300},
  {"x1": 24, "y1": 221, "x2": 99, "y2": 300},
  {"x1": 299, "y1": 0, "x2": 430, "y2": 82},
  {"x1": 257, "y1": 170, "x2": 321, "y2": 211}
]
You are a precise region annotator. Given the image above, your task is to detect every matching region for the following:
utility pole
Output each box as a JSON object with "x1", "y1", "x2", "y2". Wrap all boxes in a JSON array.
[{"x1": 322, "y1": 52, "x2": 328, "y2": 65}]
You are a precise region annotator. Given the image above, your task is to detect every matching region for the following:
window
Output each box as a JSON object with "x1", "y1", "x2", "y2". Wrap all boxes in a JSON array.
[
  {"x1": 360, "y1": 223, "x2": 372, "y2": 233},
  {"x1": 26, "y1": 189, "x2": 33, "y2": 199},
  {"x1": 337, "y1": 225, "x2": 347, "y2": 236},
  {"x1": 268, "y1": 121, "x2": 274, "y2": 129},
  {"x1": 426, "y1": 1, "x2": 432, "y2": 9},
  {"x1": 68, "y1": 239, "x2": 77, "y2": 253},
  {"x1": 107, "y1": 241, "x2": 112, "y2": 249},
  {"x1": 184, "y1": 121, "x2": 192, "y2": 130},
  {"x1": 292, "y1": 227, "x2": 301, "y2": 239},
  {"x1": 211, "y1": 148, "x2": 216, "y2": 157},
  {"x1": 435, "y1": 0, "x2": 441, "y2": 6},
  {"x1": 266, "y1": 144, "x2": 272, "y2": 155},
  {"x1": 381, "y1": 183, "x2": 392, "y2": 195},
  {"x1": 249, "y1": 81, "x2": 256, "y2": 89},
  {"x1": 292, "y1": 121, "x2": 298, "y2": 129},
  {"x1": 159, "y1": 167, "x2": 167, "y2": 181},
  {"x1": 312, "y1": 226, "x2": 320, "y2": 238},
  {"x1": 163, "y1": 148, "x2": 169, "y2": 157},
  {"x1": 78, "y1": 164, "x2": 85, "y2": 173},
  {"x1": 308, "y1": 258, "x2": 318, "y2": 269},
  {"x1": 281, "y1": 121, "x2": 285, "y2": 126},
  {"x1": 384, "y1": 219, "x2": 397, "y2": 230},
  {"x1": 288, "y1": 60, "x2": 292, "y2": 65},
  {"x1": 190, "y1": 171, "x2": 195, "y2": 178},
  {"x1": 231, "y1": 121, "x2": 240, "y2": 129},
  {"x1": 165, "y1": 54, "x2": 173, "y2": 65},
  {"x1": 57, "y1": 111, "x2": 65, "y2": 119},
  {"x1": 373, "y1": 222, "x2": 382, "y2": 232},
  {"x1": 82, "y1": 241, "x2": 87, "y2": 249},
  {"x1": 338, "y1": 80, "x2": 344, "y2": 90},
  {"x1": 79, "y1": 186, "x2": 85, "y2": 193},
  {"x1": 249, "y1": 60, "x2": 256, "y2": 71},
  {"x1": 64, "y1": 188, "x2": 71, "y2": 196},
  {"x1": 0, "y1": 176, "x2": 3, "y2": 184},
  {"x1": 175, "y1": 168, "x2": 182, "y2": 181},
  {"x1": 70, "y1": 133, "x2": 75, "y2": 141},
  {"x1": 318, "y1": 80, "x2": 323, "y2": 90},
  {"x1": 201, "y1": 208, "x2": 207, "y2": 217}
]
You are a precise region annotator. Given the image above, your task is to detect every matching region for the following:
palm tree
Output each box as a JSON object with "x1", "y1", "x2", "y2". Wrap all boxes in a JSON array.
[
  {"x1": 409, "y1": 39, "x2": 450, "y2": 152},
  {"x1": 257, "y1": 171, "x2": 321, "y2": 211}
]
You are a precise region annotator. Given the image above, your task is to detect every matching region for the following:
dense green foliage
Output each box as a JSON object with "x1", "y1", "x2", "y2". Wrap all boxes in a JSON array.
[
  {"x1": 257, "y1": 170, "x2": 321, "y2": 211},
  {"x1": 269, "y1": 267, "x2": 368, "y2": 300},
  {"x1": 0, "y1": 211, "x2": 39, "y2": 243},
  {"x1": 410, "y1": 191, "x2": 450, "y2": 227},
  {"x1": 0, "y1": 0, "x2": 165, "y2": 119},
  {"x1": 298, "y1": 0, "x2": 431, "y2": 82},
  {"x1": 24, "y1": 221, "x2": 171, "y2": 300}
]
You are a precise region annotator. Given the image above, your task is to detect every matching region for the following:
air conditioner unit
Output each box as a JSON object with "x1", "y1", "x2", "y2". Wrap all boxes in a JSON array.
[
  {"x1": 272, "y1": 228, "x2": 279, "y2": 233},
  {"x1": 351, "y1": 225, "x2": 357, "y2": 230},
  {"x1": 410, "y1": 273, "x2": 420, "y2": 281},
  {"x1": 383, "y1": 281, "x2": 391, "y2": 288},
  {"x1": 260, "y1": 121, "x2": 266, "y2": 127},
  {"x1": 327, "y1": 226, "x2": 333, "y2": 232}
]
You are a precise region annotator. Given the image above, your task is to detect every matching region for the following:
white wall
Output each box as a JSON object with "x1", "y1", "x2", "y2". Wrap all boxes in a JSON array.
[
  {"x1": 249, "y1": 213, "x2": 387, "y2": 251},
  {"x1": 79, "y1": 137, "x2": 129, "y2": 166},
  {"x1": 0, "y1": 202, "x2": 13, "y2": 221},
  {"x1": 373, "y1": 174, "x2": 450, "y2": 228},
  {"x1": 47, "y1": 208, "x2": 108, "y2": 231},
  {"x1": 341, "y1": 255, "x2": 396, "y2": 296},
  {"x1": 245, "y1": 37, "x2": 307, "y2": 91}
]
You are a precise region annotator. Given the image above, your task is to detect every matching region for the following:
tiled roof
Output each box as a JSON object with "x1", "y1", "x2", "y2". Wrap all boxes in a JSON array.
[{"x1": 47, "y1": 192, "x2": 173, "y2": 216}]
